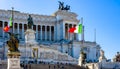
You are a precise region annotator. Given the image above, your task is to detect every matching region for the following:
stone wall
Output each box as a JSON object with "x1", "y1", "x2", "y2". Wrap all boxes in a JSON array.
[{"x1": 86, "y1": 62, "x2": 120, "y2": 69}]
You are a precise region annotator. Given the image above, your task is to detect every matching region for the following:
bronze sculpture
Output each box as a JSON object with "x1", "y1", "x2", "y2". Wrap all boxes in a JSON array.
[
  {"x1": 58, "y1": 1, "x2": 70, "y2": 11},
  {"x1": 64, "y1": 5, "x2": 70, "y2": 11},
  {"x1": 6, "y1": 32, "x2": 19, "y2": 52},
  {"x1": 81, "y1": 51, "x2": 86, "y2": 64},
  {"x1": 58, "y1": 1, "x2": 64, "y2": 10},
  {"x1": 27, "y1": 15, "x2": 34, "y2": 29}
]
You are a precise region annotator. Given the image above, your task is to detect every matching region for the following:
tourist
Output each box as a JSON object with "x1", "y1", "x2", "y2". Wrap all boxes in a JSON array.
[
  {"x1": 54, "y1": 65, "x2": 55, "y2": 69},
  {"x1": 49, "y1": 65, "x2": 50, "y2": 69}
]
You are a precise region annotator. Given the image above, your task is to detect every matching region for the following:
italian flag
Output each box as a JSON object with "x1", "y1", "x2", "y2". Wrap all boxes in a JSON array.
[
  {"x1": 68, "y1": 24, "x2": 82, "y2": 34},
  {"x1": 3, "y1": 17, "x2": 12, "y2": 32},
  {"x1": 8, "y1": 17, "x2": 12, "y2": 27}
]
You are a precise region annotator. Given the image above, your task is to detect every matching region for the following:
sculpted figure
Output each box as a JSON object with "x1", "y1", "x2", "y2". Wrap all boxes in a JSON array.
[
  {"x1": 80, "y1": 51, "x2": 86, "y2": 64},
  {"x1": 64, "y1": 5, "x2": 70, "y2": 11},
  {"x1": 99, "y1": 50, "x2": 106, "y2": 62},
  {"x1": 7, "y1": 32, "x2": 19, "y2": 52},
  {"x1": 58, "y1": 1, "x2": 70, "y2": 11},
  {"x1": 100, "y1": 50, "x2": 105, "y2": 57},
  {"x1": 27, "y1": 15, "x2": 34, "y2": 29},
  {"x1": 58, "y1": 1, "x2": 64, "y2": 10}
]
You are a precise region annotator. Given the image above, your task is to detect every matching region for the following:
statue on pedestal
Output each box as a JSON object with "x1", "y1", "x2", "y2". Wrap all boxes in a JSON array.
[
  {"x1": 27, "y1": 15, "x2": 34, "y2": 29},
  {"x1": 81, "y1": 51, "x2": 86, "y2": 64},
  {"x1": 113, "y1": 52, "x2": 120, "y2": 62},
  {"x1": 25, "y1": 14, "x2": 37, "y2": 46},
  {"x1": 6, "y1": 32, "x2": 21, "y2": 69},
  {"x1": 6, "y1": 32, "x2": 19, "y2": 52},
  {"x1": 99, "y1": 50, "x2": 106, "y2": 62},
  {"x1": 78, "y1": 50, "x2": 86, "y2": 66}
]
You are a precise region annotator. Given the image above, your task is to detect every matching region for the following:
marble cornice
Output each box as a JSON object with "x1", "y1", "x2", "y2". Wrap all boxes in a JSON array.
[
  {"x1": 0, "y1": 9, "x2": 56, "y2": 22},
  {"x1": 62, "y1": 19, "x2": 79, "y2": 23},
  {"x1": 0, "y1": 9, "x2": 79, "y2": 25}
]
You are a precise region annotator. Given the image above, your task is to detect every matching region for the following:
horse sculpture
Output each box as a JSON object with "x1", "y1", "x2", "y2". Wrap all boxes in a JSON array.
[
  {"x1": 58, "y1": 1, "x2": 64, "y2": 10},
  {"x1": 6, "y1": 32, "x2": 19, "y2": 52},
  {"x1": 58, "y1": 1, "x2": 70, "y2": 11}
]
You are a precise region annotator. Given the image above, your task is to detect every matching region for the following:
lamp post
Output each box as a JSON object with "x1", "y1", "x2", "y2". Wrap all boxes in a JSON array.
[{"x1": 11, "y1": 7, "x2": 14, "y2": 33}]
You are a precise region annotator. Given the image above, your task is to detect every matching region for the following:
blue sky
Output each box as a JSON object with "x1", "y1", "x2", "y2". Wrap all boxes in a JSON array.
[{"x1": 0, "y1": 0, "x2": 120, "y2": 59}]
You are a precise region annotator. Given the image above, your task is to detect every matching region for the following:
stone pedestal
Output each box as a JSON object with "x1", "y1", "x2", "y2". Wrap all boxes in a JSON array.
[
  {"x1": 25, "y1": 29, "x2": 38, "y2": 45},
  {"x1": 7, "y1": 52, "x2": 21, "y2": 69}
]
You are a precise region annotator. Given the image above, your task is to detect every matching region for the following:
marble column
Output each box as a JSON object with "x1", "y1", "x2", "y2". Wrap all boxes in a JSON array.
[
  {"x1": 71, "y1": 24, "x2": 74, "y2": 40},
  {"x1": 2, "y1": 21, "x2": 4, "y2": 38},
  {"x1": 49, "y1": 26, "x2": 51, "y2": 41},
  {"x1": 45, "y1": 26, "x2": 47, "y2": 41},
  {"x1": 67, "y1": 24, "x2": 69, "y2": 40},
  {"x1": 36, "y1": 25, "x2": 38, "y2": 40},
  {"x1": 54, "y1": 26, "x2": 56, "y2": 41},
  {"x1": 72, "y1": 24, "x2": 76, "y2": 40},
  {"x1": 55, "y1": 23, "x2": 58, "y2": 41},
  {"x1": 40, "y1": 25, "x2": 42, "y2": 40},
  {"x1": 17, "y1": 23, "x2": 19, "y2": 38},
  {"x1": 22, "y1": 24, "x2": 24, "y2": 40},
  {"x1": 63, "y1": 23, "x2": 65, "y2": 39}
]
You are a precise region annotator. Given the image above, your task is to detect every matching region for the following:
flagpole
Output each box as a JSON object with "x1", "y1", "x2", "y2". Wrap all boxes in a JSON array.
[
  {"x1": 81, "y1": 17, "x2": 84, "y2": 42},
  {"x1": 80, "y1": 17, "x2": 85, "y2": 66},
  {"x1": 11, "y1": 7, "x2": 14, "y2": 33},
  {"x1": 80, "y1": 17, "x2": 84, "y2": 48}
]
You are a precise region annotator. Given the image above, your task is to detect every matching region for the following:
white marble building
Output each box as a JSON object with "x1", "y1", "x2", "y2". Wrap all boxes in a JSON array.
[{"x1": 0, "y1": 9, "x2": 101, "y2": 64}]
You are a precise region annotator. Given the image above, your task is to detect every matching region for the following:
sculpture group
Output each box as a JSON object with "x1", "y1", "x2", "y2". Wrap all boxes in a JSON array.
[{"x1": 58, "y1": 1, "x2": 70, "y2": 11}]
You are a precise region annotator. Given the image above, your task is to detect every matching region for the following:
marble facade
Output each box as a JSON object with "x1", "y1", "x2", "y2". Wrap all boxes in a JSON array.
[{"x1": 0, "y1": 9, "x2": 101, "y2": 64}]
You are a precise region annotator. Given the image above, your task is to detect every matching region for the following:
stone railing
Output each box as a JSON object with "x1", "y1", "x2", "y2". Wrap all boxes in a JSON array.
[{"x1": 86, "y1": 62, "x2": 120, "y2": 69}]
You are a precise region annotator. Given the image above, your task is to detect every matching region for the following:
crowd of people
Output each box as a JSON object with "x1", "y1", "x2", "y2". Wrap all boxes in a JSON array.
[{"x1": 20, "y1": 60, "x2": 76, "y2": 69}]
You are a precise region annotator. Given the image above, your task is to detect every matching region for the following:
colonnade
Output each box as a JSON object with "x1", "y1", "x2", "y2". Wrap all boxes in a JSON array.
[
  {"x1": 0, "y1": 21, "x2": 54, "y2": 41},
  {"x1": 65, "y1": 23, "x2": 77, "y2": 40}
]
